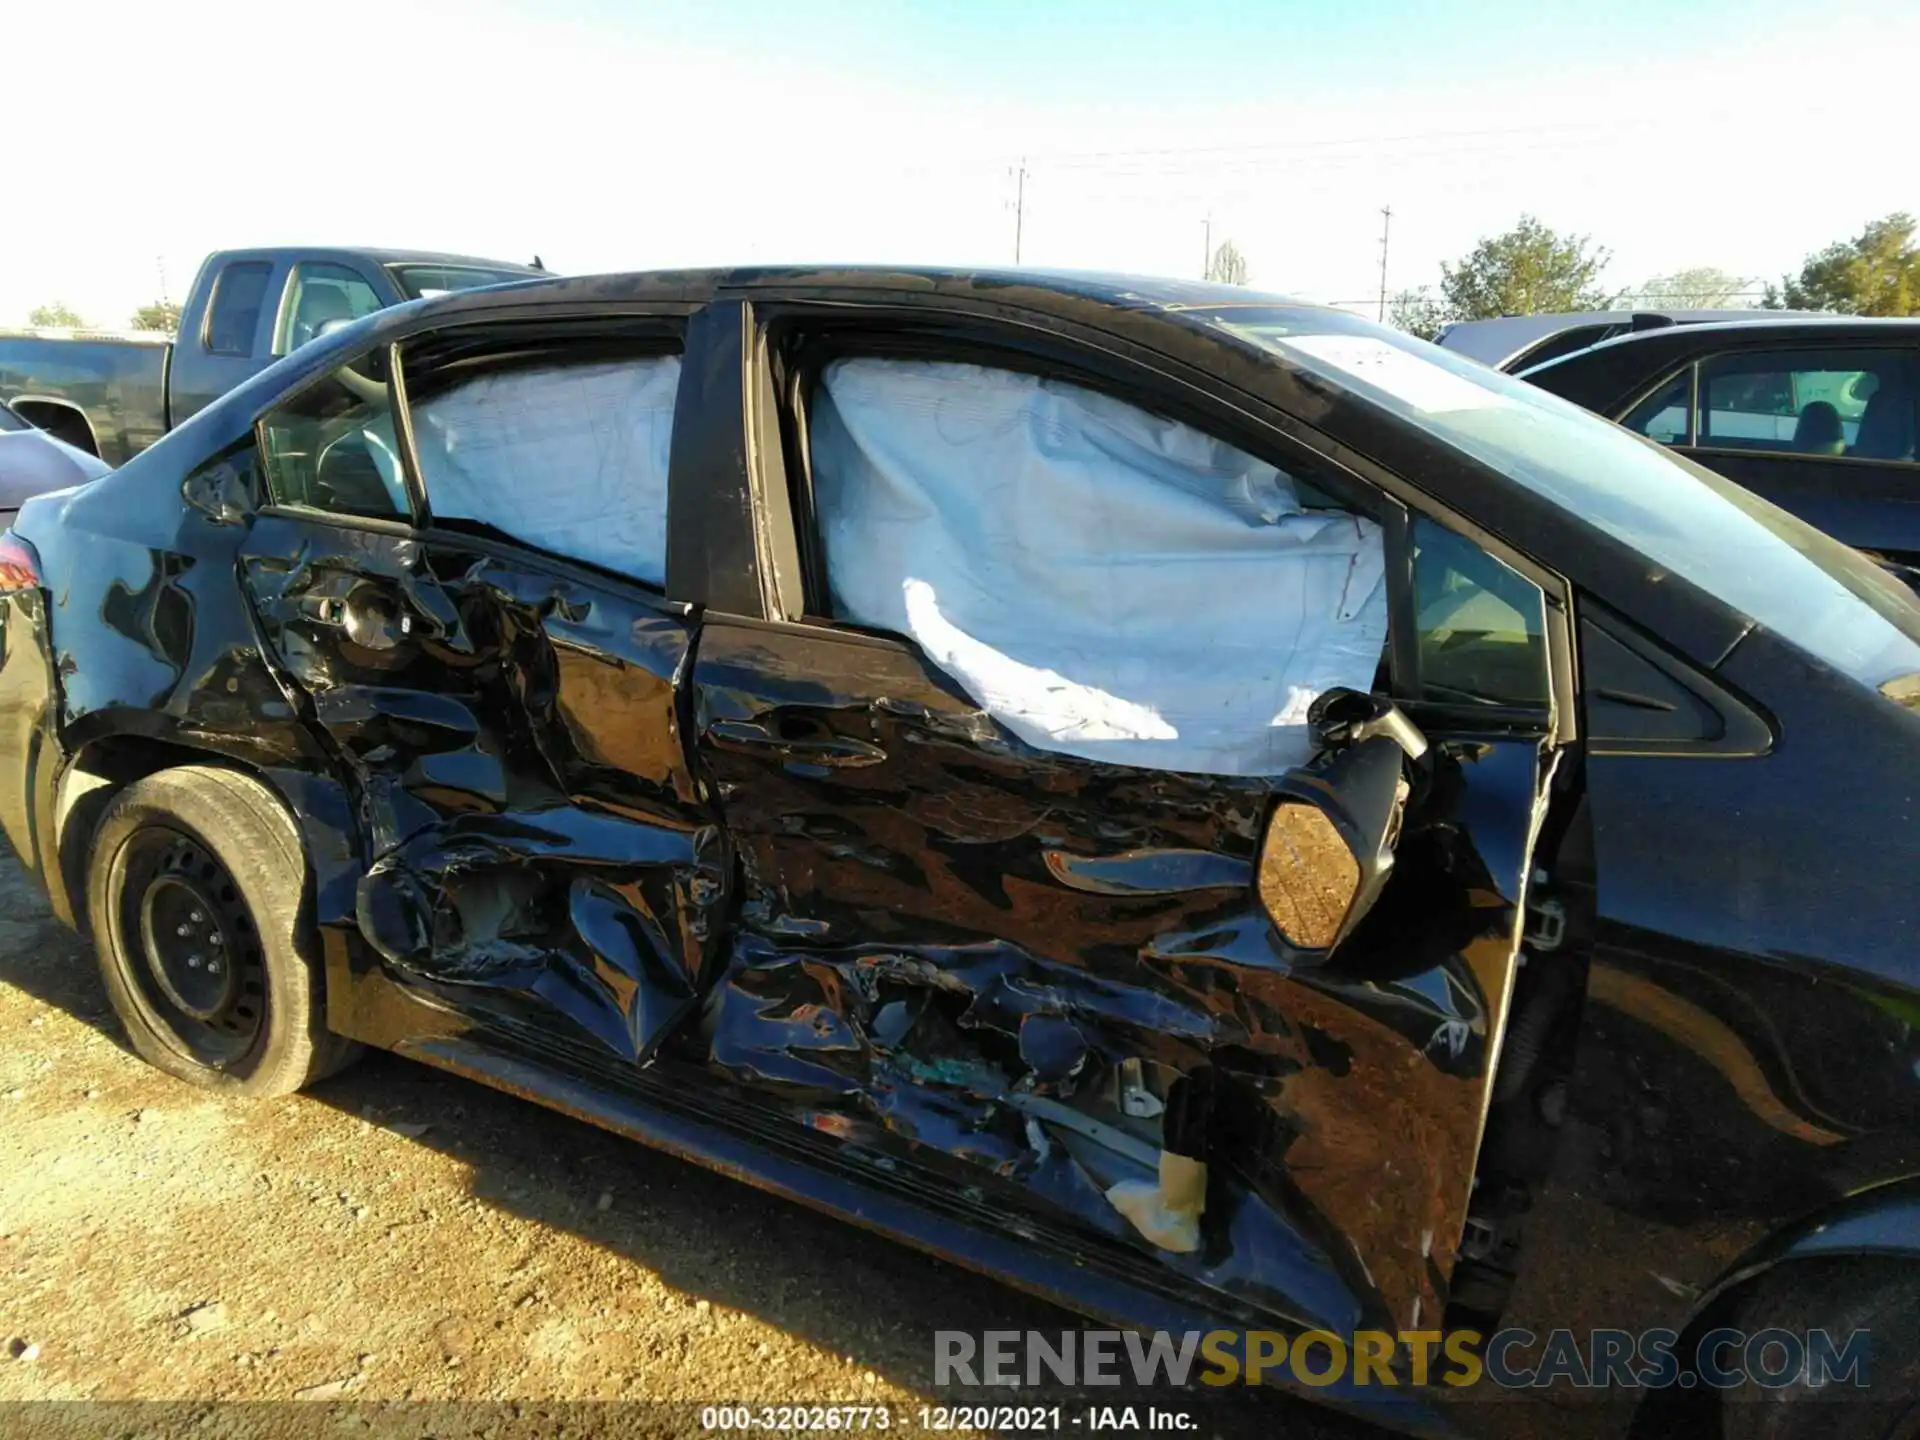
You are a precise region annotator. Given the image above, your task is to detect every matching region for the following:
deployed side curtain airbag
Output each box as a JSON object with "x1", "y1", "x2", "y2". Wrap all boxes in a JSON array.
[
  {"x1": 410, "y1": 356, "x2": 681, "y2": 586},
  {"x1": 811, "y1": 358, "x2": 1389, "y2": 776}
]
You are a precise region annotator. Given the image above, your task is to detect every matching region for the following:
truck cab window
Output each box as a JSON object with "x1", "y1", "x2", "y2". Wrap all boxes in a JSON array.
[
  {"x1": 278, "y1": 264, "x2": 383, "y2": 354},
  {"x1": 204, "y1": 262, "x2": 273, "y2": 357}
]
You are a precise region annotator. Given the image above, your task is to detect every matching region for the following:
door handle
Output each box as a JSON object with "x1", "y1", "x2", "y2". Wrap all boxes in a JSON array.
[{"x1": 707, "y1": 718, "x2": 886, "y2": 769}]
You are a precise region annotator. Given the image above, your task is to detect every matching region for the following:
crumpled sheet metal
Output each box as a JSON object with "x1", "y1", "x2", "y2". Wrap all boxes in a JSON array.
[
  {"x1": 356, "y1": 806, "x2": 720, "y2": 1060},
  {"x1": 704, "y1": 936, "x2": 1366, "y2": 1331},
  {"x1": 697, "y1": 681, "x2": 1544, "y2": 1333},
  {"x1": 691, "y1": 613, "x2": 1543, "y2": 1331},
  {"x1": 241, "y1": 514, "x2": 722, "y2": 1063}
]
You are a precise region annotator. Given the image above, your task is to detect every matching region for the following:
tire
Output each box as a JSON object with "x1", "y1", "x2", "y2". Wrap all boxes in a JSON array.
[
  {"x1": 1720, "y1": 1257, "x2": 1920, "y2": 1440},
  {"x1": 85, "y1": 765, "x2": 359, "y2": 1095}
]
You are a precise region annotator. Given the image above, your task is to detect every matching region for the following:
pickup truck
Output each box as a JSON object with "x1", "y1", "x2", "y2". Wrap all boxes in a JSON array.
[{"x1": 0, "y1": 246, "x2": 545, "y2": 465}]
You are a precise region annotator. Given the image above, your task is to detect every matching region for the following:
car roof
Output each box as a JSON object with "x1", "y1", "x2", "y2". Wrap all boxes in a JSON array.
[
  {"x1": 206, "y1": 246, "x2": 548, "y2": 274},
  {"x1": 396, "y1": 264, "x2": 1335, "y2": 322},
  {"x1": 1435, "y1": 309, "x2": 1798, "y2": 368},
  {"x1": 153, "y1": 263, "x2": 1889, "y2": 674},
  {"x1": 1529, "y1": 312, "x2": 1920, "y2": 362}
]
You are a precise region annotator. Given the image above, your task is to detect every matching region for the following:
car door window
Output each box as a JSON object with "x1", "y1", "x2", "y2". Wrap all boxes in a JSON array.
[
  {"x1": 805, "y1": 356, "x2": 1391, "y2": 775},
  {"x1": 408, "y1": 354, "x2": 681, "y2": 587},
  {"x1": 204, "y1": 261, "x2": 273, "y2": 357},
  {"x1": 1622, "y1": 372, "x2": 1692, "y2": 445},
  {"x1": 277, "y1": 263, "x2": 383, "y2": 354},
  {"x1": 1696, "y1": 349, "x2": 1916, "y2": 458},
  {"x1": 1412, "y1": 517, "x2": 1551, "y2": 708},
  {"x1": 258, "y1": 356, "x2": 407, "y2": 520}
]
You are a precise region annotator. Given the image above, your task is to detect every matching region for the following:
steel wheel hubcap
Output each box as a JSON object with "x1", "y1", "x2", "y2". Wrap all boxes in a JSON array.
[
  {"x1": 139, "y1": 873, "x2": 235, "y2": 1021},
  {"x1": 119, "y1": 828, "x2": 266, "y2": 1063}
]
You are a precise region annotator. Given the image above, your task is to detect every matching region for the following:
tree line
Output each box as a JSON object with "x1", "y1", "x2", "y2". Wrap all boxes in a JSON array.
[
  {"x1": 1387, "y1": 211, "x2": 1920, "y2": 339},
  {"x1": 24, "y1": 300, "x2": 181, "y2": 331},
  {"x1": 22, "y1": 214, "x2": 1920, "y2": 334}
]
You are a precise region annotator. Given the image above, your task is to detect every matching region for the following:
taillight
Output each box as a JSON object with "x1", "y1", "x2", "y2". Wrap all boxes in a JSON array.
[{"x1": 0, "y1": 531, "x2": 43, "y2": 592}]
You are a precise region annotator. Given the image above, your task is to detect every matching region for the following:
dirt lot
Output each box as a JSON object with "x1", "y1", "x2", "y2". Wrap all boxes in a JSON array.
[{"x1": 0, "y1": 854, "x2": 1400, "y2": 1440}]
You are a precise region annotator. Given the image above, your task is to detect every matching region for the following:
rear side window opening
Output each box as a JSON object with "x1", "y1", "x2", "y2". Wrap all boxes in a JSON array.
[
  {"x1": 258, "y1": 353, "x2": 406, "y2": 521},
  {"x1": 401, "y1": 340, "x2": 683, "y2": 589}
]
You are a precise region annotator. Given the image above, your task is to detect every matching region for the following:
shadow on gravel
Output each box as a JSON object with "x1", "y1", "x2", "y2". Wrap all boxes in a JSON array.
[
  {"x1": 0, "y1": 857, "x2": 1396, "y2": 1439},
  {"x1": 0, "y1": 861, "x2": 117, "y2": 1037}
]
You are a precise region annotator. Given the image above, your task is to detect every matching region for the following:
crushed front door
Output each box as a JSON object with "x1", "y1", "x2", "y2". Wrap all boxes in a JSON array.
[{"x1": 681, "y1": 333, "x2": 1561, "y2": 1335}]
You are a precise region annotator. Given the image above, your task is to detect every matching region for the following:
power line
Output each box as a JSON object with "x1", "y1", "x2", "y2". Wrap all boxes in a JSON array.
[
  {"x1": 1013, "y1": 157, "x2": 1028, "y2": 264},
  {"x1": 1026, "y1": 115, "x2": 1681, "y2": 167},
  {"x1": 1377, "y1": 206, "x2": 1392, "y2": 322}
]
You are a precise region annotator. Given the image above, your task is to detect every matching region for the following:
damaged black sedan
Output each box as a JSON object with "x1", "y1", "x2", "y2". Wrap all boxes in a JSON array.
[{"x1": 2, "y1": 269, "x2": 1918, "y2": 1438}]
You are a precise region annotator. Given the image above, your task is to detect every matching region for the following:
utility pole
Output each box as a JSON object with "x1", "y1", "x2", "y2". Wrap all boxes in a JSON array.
[
  {"x1": 1013, "y1": 158, "x2": 1027, "y2": 265},
  {"x1": 1202, "y1": 215, "x2": 1212, "y2": 280},
  {"x1": 1376, "y1": 206, "x2": 1392, "y2": 322},
  {"x1": 157, "y1": 254, "x2": 170, "y2": 306}
]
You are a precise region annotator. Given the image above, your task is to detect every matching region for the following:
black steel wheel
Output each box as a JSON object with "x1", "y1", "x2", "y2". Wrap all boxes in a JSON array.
[
  {"x1": 117, "y1": 826, "x2": 267, "y2": 1066},
  {"x1": 87, "y1": 765, "x2": 360, "y2": 1095}
]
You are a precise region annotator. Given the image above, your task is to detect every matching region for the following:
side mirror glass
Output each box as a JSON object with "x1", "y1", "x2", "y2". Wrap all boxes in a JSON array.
[
  {"x1": 1256, "y1": 690, "x2": 1425, "y2": 956},
  {"x1": 181, "y1": 457, "x2": 253, "y2": 526}
]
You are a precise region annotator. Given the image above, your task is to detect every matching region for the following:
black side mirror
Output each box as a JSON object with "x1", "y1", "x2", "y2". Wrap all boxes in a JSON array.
[
  {"x1": 1254, "y1": 689, "x2": 1427, "y2": 956},
  {"x1": 181, "y1": 457, "x2": 253, "y2": 526}
]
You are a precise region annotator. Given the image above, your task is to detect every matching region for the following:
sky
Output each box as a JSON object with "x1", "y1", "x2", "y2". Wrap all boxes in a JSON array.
[{"x1": 7, "y1": 0, "x2": 1918, "y2": 329}]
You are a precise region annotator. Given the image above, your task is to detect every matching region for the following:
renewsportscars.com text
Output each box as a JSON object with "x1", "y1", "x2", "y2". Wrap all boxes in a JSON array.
[{"x1": 934, "y1": 1327, "x2": 1874, "y2": 1391}]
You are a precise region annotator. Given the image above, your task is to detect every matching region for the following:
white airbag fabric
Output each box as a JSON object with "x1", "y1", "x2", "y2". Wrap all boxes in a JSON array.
[
  {"x1": 812, "y1": 359, "x2": 1389, "y2": 775},
  {"x1": 411, "y1": 356, "x2": 680, "y2": 586}
]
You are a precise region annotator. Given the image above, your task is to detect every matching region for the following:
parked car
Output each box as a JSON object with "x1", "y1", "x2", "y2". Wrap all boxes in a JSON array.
[
  {"x1": 0, "y1": 247, "x2": 546, "y2": 464},
  {"x1": 1521, "y1": 316, "x2": 1920, "y2": 587},
  {"x1": 0, "y1": 399, "x2": 110, "y2": 515},
  {"x1": 2, "y1": 269, "x2": 1917, "y2": 1437},
  {"x1": 1435, "y1": 308, "x2": 1802, "y2": 373}
]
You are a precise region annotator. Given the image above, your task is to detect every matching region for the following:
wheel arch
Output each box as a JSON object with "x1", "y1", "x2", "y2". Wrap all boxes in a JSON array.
[
  {"x1": 53, "y1": 728, "x2": 355, "y2": 941},
  {"x1": 9, "y1": 397, "x2": 101, "y2": 457},
  {"x1": 1630, "y1": 1175, "x2": 1920, "y2": 1437}
]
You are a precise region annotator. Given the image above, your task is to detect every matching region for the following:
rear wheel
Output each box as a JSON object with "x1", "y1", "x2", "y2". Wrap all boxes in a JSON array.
[
  {"x1": 86, "y1": 765, "x2": 358, "y2": 1095},
  {"x1": 1720, "y1": 1257, "x2": 1920, "y2": 1440}
]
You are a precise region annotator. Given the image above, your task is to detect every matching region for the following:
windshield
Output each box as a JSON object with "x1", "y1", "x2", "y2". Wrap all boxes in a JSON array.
[
  {"x1": 1218, "y1": 310, "x2": 1920, "y2": 691},
  {"x1": 0, "y1": 403, "x2": 27, "y2": 434},
  {"x1": 389, "y1": 264, "x2": 543, "y2": 301}
]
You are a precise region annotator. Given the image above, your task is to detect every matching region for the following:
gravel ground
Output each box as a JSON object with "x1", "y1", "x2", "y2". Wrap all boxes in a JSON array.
[{"x1": 0, "y1": 854, "x2": 1400, "y2": 1440}]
